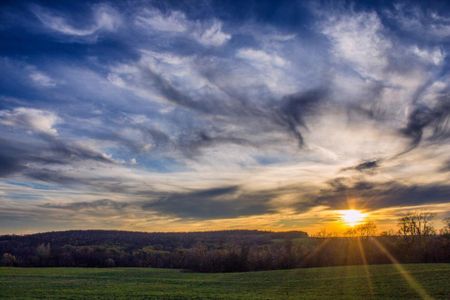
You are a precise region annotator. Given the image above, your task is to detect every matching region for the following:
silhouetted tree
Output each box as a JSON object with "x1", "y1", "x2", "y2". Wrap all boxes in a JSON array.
[
  {"x1": 314, "y1": 229, "x2": 337, "y2": 238},
  {"x1": 398, "y1": 212, "x2": 435, "y2": 238},
  {"x1": 356, "y1": 221, "x2": 377, "y2": 238},
  {"x1": 440, "y1": 217, "x2": 450, "y2": 235},
  {"x1": 1, "y1": 229, "x2": 449, "y2": 271}
]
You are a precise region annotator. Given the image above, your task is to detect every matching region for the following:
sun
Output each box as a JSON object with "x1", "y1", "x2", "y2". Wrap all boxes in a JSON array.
[{"x1": 340, "y1": 209, "x2": 367, "y2": 227}]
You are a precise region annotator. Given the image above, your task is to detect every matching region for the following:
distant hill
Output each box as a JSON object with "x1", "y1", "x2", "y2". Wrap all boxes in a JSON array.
[
  {"x1": 0, "y1": 229, "x2": 308, "y2": 248},
  {"x1": 2, "y1": 230, "x2": 448, "y2": 272},
  {"x1": 0, "y1": 229, "x2": 309, "y2": 271}
]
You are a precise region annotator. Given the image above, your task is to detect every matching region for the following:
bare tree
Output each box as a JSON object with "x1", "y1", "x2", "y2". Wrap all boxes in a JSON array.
[
  {"x1": 314, "y1": 228, "x2": 337, "y2": 238},
  {"x1": 440, "y1": 217, "x2": 450, "y2": 235},
  {"x1": 356, "y1": 221, "x2": 377, "y2": 238},
  {"x1": 398, "y1": 212, "x2": 435, "y2": 238}
]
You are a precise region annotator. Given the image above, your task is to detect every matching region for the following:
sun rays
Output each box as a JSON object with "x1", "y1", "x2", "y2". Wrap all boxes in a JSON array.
[
  {"x1": 369, "y1": 238, "x2": 433, "y2": 300},
  {"x1": 336, "y1": 207, "x2": 435, "y2": 299},
  {"x1": 340, "y1": 209, "x2": 367, "y2": 227}
]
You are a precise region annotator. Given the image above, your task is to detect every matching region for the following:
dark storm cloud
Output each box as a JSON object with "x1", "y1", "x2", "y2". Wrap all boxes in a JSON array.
[
  {"x1": 441, "y1": 160, "x2": 450, "y2": 172},
  {"x1": 401, "y1": 98, "x2": 450, "y2": 150},
  {"x1": 354, "y1": 160, "x2": 379, "y2": 171},
  {"x1": 38, "y1": 186, "x2": 277, "y2": 219},
  {"x1": 23, "y1": 169, "x2": 82, "y2": 185},
  {"x1": 0, "y1": 135, "x2": 113, "y2": 178},
  {"x1": 0, "y1": 140, "x2": 39, "y2": 176},
  {"x1": 146, "y1": 69, "x2": 211, "y2": 113},
  {"x1": 178, "y1": 130, "x2": 253, "y2": 158},
  {"x1": 41, "y1": 199, "x2": 128, "y2": 210},
  {"x1": 175, "y1": 87, "x2": 328, "y2": 150},
  {"x1": 342, "y1": 160, "x2": 380, "y2": 173},
  {"x1": 143, "y1": 186, "x2": 275, "y2": 219},
  {"x1": 42, "y1": 135, "x2": 114, "y2": 163},
  {"x1": 38, "y1": 185, "x2": 281, "y2": 219},
  {"x1": 275, "y1": 89, "x2": 327, "y2": 146},
  {"x1": 301, "y1": 178, "x2": 450, "y2": 211},
  {"x1": 0, "y1": 157, "x2": 20, "y2": 176}
]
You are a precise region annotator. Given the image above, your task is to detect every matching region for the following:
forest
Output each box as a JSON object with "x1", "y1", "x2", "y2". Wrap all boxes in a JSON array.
[{"x1": 1, "y1": 213, "x2": 449, "y2": 272}]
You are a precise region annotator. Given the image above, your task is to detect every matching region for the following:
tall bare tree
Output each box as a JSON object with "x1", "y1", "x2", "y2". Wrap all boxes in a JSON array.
[
  {"x1": 398, "y1": 212, "x2": 435, "y2": 238},
  {"x1": 440, "y1": 217, "x2": 450, "y2": 235}
]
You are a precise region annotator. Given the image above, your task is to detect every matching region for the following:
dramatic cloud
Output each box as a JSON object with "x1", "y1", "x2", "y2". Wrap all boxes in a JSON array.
[
  {"x1": 304, "y1": 179, "x2": 450, "y2": 211},
  {"x1": 0, "y1": 107, "x2": 60, "y2": 135},
  {"x1": 41, "y1": 199, "x2": 128, "y2": 211},
  {"x1": 143, "y1": 186, "x2": 275, "y2": 219},
  {"x1": 401, "y1": 98, "x2": 450, "y2": 149},
  {"x1": 342, "y1": 160, "x2": 380, "y2": 173},
  {"x1": 0, "y1": 135, "x2": 114, "y2": 178},
  {"x1": 1, "y1": 0, "x2": 450, "y2": 234}
]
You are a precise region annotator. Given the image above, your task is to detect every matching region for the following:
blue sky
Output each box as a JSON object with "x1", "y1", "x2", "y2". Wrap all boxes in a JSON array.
[{"x1": 1, "y1": 0, "x2": 450, "y2": 234}]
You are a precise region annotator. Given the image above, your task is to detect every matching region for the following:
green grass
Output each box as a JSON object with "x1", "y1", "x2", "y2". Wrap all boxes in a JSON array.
[{"x1": 1, "y1": 264, "x2": 449, "y2": 299}]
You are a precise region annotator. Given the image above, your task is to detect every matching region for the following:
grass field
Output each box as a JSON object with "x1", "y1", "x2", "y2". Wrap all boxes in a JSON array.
[{"x1": 1, "y1": 264, "x2": 449, "y2": 299}]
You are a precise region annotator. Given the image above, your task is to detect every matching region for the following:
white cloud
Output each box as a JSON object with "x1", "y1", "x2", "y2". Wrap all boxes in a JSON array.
[
  {"x1": 387, "y1": 4, "x2": 450, "y2": 39},
  {"x1": 107, "y1": 50, "x2": 221, "y2": 104},
  {"x1": 34, "y1": 5, "x2": 120, "y2": 37},
  {"x1": 232, "y1": 47, "x2": 298, "y2": 95},
  {"x1": 136, "y1": 9, "x2": 230, "y2": 47},
  {"x1": 237, "y1": 48, "x2": 286, "y2": 67},
  {"x1": 320, "y1": 10, "x2": 436, "y2": 129},
  {"x1": 304, "y1": 108, "x2": 409, "y2": 165},
  {"x1": 30, "y1": 71, "x2": 56, "y2": 87},
  {"x1": 412, "y1": 46, "x2": 445, "y2": 65},
  {"x1": 192, "y1": 20, "x2": 231, "y2": 47},
  {"x1": 322, "y1": 12, "x2": 391, "y2": 80},
  {"x1": 0, "y1": 107, "x2": 60, "y2": 136},
  {"x1": 136, "y1": 9, "x2": 188, "y2": 32}
]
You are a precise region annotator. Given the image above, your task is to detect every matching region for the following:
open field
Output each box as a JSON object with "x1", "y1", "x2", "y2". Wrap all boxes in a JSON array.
[{"x1": 1, "y1": 264, "x2": 449, "y2": 299}]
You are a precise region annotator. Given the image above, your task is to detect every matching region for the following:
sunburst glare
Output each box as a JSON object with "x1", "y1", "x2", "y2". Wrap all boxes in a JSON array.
[{"x1": 340, "y1": 209, "x2": 367, "y2": 227}]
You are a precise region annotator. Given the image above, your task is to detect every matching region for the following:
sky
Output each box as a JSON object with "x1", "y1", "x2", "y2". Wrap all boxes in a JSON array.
[{"x1": 1, "y1": 0, "x2": 450, "y2": 235}]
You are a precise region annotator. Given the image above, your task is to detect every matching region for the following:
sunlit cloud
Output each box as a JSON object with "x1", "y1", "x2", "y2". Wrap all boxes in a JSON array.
[
  {"x1": 0, "y1": 107, "x2": 60, "y2": 136},
  {"x1": 0, "y1": 0, "x2": 449, "y2": 234}
]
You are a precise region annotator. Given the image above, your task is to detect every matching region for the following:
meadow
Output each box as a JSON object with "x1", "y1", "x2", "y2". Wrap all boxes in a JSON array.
[{"x1": 1, "y1": 264, "x2": 449, "y2": 299}]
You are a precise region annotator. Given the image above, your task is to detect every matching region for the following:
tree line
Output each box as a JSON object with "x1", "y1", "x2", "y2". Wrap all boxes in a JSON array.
[{"x1": 1, "y1": 212, "x2": 449, "y2": 272}]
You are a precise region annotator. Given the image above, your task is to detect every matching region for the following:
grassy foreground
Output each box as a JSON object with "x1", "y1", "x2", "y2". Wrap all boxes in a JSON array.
[{"x1": 1, "y1": 264, "x2": 449, "y2": 299}]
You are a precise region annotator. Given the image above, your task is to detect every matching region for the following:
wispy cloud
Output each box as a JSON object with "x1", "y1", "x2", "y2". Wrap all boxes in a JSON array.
[
  {"x1": 0, "y1": 0, "x2": 449, "y2": 233},
  {"x1": 135, "y1": 8, "x2": 231, "y2": 46},
  {"x1": 29, "y1": 71, "x2": 57, "y2": 87},
  {"x1": 322, "y1": 11, "x2": 391, "y2": 80},
  {"x1": 33, "y1": 4, "x2": 120, "y2": 37}
]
